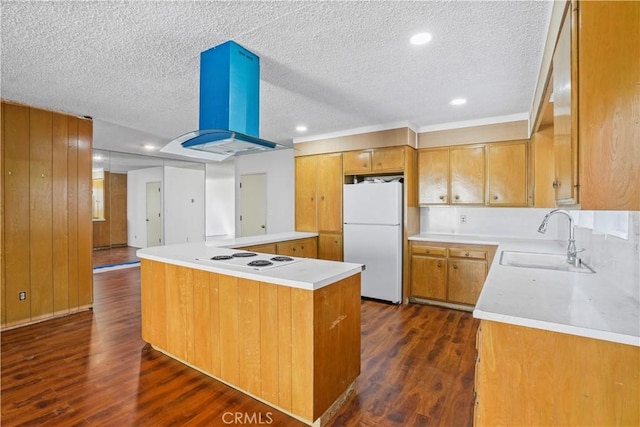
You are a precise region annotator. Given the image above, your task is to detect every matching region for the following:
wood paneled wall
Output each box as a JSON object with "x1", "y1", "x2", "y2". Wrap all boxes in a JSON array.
[
  {"x1": 141, "y1": 260, "x2": 361, "y2": 424},
  {"x1": 1, "y1": 100, "x2": 93, "y2": 329},
  {"x1": 93, "y1": 171, "x2": 127, "y2": 248}
]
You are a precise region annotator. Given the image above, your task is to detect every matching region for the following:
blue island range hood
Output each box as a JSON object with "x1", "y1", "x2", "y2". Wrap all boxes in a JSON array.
[{"x1": 162, "y1": 41, "x2": 291, "y2": 160}]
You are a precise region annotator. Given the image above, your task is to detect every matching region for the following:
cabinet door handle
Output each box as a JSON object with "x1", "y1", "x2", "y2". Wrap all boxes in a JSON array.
[
  {"x1": 321, "y1": 195, "x2": 325, "y2": 201},
  {"x1": 439, "y1": 195, "x2": 445, "y2": 201},
  {"x1": 310, "y1": 197, "x2": 314, "y2": 201},
  {"x1": 377, "y1": 162, "x2": 382, "y2": 166},
  {"x1": 453, "y1": 264, "x2": 458, "y2": 269},
  {"x1": 454, "y1": 195, "x2": 460, "y2": 200},
  {"x1": 465, "y1": 252, "x2": 470, "y2": 257},
  {"x1": 493, "y1": 195, "x2": 498, "y2": 200},
  {"x1": 437, "y1": 262, "x2": 441, "y2": 267},
  {"x1": 425, "y1": 250, "x2": 431, "y2": 254},
  {"x1": 552, "y1": 180, "x2": 560, "y2": 189}
]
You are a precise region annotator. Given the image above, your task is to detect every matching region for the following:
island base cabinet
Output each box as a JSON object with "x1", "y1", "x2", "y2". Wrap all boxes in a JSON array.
[
  {"x1": 475, "y1": 320, "x2": 639, "y2": 426},
  {"x1": 140, "y1": 260, "x2": 361, "y2": 426}
]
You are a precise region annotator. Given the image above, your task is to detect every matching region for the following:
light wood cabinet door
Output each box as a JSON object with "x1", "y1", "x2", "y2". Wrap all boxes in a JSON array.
[
  {"x1": 475, "y1": 320, "x2": 639, "y2": 426},
  {"x1": 450, "y1": 146, "x2": 485, "y2": 204},
  {"x1": 487, "y1": 141, "x2": 528, "y2": 206},
  {"x1": 343, "y1": 151, "x2": 371, "y2": 174},
  {"x1": 296, "y1": 238, "x2": 318, "y2": 259},
  {"x1": 239, "y1": 243, "x2": 277, "y2": 254},
  {"x1": 276, "y1": 241, "x2": 297, "y2": 257},
  {"x1": 418, "y1": 148, "x2": 449, "y2": 204},
  {"x1": 372, "y1": 147, "x2": 404, "y2": 172},
  {"x1": 318, "y1": 233, "x2": 342, "y2": 261},
  {"x1": 410, "y1": 255, "x2": 447, "y2": 300},
  {"x1": 577, "y1": 1, "x2": 639, "y2": 210},
  {"x1": 295, "y1": 156, "x2": 317, "y2": 232},
  {"x1": 317, "y1": 153, "x2": 342, "y2": 233},
  {"x1": 553, "y1": 7, "x2": 579, "y2": 206},
  {"x1": 447, "y1": 259, "x2": 486, "y2": 305}
]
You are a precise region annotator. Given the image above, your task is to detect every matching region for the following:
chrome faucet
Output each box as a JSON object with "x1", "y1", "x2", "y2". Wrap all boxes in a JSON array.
[{"x1": 537, "y1": 209, "x2": 583, "y2": 266}]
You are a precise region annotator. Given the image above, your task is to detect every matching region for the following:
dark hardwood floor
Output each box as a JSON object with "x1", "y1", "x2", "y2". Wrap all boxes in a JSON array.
[
  {"x1": 1, "y1": 267, "x2": 478, "y2": 426},
  {"x1": 92, "y1": 246, "x2": 140, "y2": 268}
]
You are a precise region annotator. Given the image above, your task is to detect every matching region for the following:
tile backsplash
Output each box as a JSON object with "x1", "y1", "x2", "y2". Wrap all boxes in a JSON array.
[
  {"x1": 570, "y1": 211, "x2": 640, "y2": 283},
  {"x1": 420, "y1": 207, "x2": 640, "y2": 296},
  {"x1": 420, "y1": 206, "x2": 560, "y2": 239}
]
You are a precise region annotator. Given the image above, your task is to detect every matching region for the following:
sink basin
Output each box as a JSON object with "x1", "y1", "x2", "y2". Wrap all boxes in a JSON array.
[{"x1": 499, "y1": 250, "x2": 595, "y2": 274}]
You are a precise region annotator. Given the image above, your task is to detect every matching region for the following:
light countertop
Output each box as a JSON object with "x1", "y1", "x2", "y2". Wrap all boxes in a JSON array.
[
  {"x1": 137, "y1": 235, "x2": 362, "y2": 291},
  {"x1": 205, "y1": 231, "x2": 319, "y2": 248},
  {"x1": 409, "y1": 233, "x2": 640, "y2": 347}
]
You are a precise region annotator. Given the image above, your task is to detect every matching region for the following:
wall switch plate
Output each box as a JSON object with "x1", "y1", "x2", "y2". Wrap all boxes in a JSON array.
[
  {"x1": 19, "y1": 291, "x2": 27, "y2": 301},
  {"x1": 460, "y1": 215, "x2": 467, "y2": 224}
]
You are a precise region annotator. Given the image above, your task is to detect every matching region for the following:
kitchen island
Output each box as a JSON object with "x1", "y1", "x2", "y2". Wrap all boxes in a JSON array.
[
  {"x1": 410, "y1": 233, "x2": 639, "y2": 426},
  {"x1": 137, "y1": 241, "x2": 362, "y2": 426}
]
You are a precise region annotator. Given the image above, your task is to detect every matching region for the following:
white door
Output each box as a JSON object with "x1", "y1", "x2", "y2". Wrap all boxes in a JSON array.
[
  {"x1": 240, "y1": 173, "x2": 267, "y2": 237},
  {"x1": 146, "y1": 181, "x2": 162, "y2": 247}
]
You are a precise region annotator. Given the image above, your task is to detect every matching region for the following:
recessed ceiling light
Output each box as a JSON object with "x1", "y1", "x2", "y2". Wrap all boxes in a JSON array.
[
  {"x1": 449, "y1": 98, "x2": 467, "y2": 106},
  {"x1": 410, "y1": 32, "x2": 433, "y2": 46},
  {"x1": 296, "y1": 125, "x2": 308, "y2": 132},
  {"x1": 143, "y1": 144, "x2": 157, "y2": 150}
]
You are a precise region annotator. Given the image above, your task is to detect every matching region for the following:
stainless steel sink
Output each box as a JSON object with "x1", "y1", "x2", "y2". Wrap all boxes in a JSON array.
[{"x1": 499, "y1": 250, "x2": 596, "y2": 274}]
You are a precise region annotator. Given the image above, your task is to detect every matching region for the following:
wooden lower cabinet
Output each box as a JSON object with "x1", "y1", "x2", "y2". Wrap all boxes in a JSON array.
[
  {"x1": 237, "y1": 237, "x2": 318, "y2": 258},
  {"x1": 318, "y1": 233, "x2": 342, "y2": 261},
  {"x1": 475, "y1": 320, "x2": 640, "y2": 426},
  {"x1": 448, "y1": 259, "x2": 487, "y2": 306},
  {"x1": 410, "y1": 255, "x2": 447, "y2": 300},
  {"x1": 276, "y1": 237, "x2": 317, "y2": 258},
  {"x1": 410, "y1": 241, "x2": 495, "y2": 308},
  {"x1": 238, "y1": 243, "x2": 277, "y2": 253}
]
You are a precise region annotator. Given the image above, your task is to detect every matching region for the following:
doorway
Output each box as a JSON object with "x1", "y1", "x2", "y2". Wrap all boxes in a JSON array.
[
  {"x1": 146, "y1": 181, "x2": 162, "y2": 246},
  {"x1": 239, "y1": 173, "x2": 267, "y2": 237}
]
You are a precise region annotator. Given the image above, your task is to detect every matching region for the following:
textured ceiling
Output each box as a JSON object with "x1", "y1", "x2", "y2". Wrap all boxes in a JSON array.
[{"x1": 1, "y1": 0, "x2": 552, "y2": 160}]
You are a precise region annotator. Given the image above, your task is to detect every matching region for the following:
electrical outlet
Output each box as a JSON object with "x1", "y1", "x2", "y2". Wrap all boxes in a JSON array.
[
  {"x1": 460, "y1": 215, "x2": 467, "y2": 224},
  {"x1": 18, "y1": 291, "x2": 27, "y2": 301}
]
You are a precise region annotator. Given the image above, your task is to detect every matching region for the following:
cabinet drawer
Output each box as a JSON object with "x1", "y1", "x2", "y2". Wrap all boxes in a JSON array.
[
  {"x1": 411, "y1": 244, "x2": 447, "y2": 257},
  {"x1": 449, "y1": 248, "x2": 487, "y2": 260}
]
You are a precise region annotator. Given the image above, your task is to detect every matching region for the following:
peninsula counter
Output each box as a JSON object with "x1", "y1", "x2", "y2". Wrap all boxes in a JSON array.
[{"x1": 138, "y1": 242, "x2": 363, "y2": 426}]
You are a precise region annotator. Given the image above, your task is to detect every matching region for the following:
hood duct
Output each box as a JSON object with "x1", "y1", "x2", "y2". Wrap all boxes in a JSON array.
[{"x1": 161, "y1": 41, "x2": 291, "y2": 161}]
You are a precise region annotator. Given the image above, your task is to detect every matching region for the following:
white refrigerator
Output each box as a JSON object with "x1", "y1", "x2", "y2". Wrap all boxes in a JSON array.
[{"x1": 343, "y1": 181, "x2": 403, "y2": 303}]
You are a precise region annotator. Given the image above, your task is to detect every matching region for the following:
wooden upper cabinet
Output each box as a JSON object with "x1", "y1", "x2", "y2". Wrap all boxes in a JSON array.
[
  {"x1": 487, "y1": 141, "x2": 528, "y2": 206},
  {"x1": 553, "y1": 6, "x2": 579, "y2": 206},
  {"x1": 317, "y1": 153, "x2": 342, "y2": 233},
  {"x1": 343, "y1": 147, "x2": 405, "y2": 175},
  {"x1": 295, "y1": 156, "x2": 318, "y2": 232},
  {"x1": 343, "y1": 151, "x2": 371, "y2": 174},
  {"x1": 295, "y1": 153, "x2": 342, "y2": 234},
  {"x1": 372, "y1": 147, "x2": 404, "y2": 172},
  {"x1": 450, "y1": 146, "x2": 485, "y2": 205},
  {"x1": 577, "y1": 0, "x2": 639, "y2": 210},
  {"x1": 418, "y1": 148, "x2": 449, "y2": 204}
]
